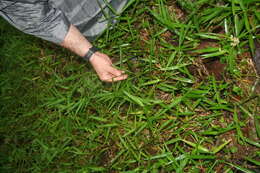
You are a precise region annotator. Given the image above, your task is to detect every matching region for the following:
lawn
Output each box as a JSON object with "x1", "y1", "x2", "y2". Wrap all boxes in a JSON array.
[{"x1": 0, "y1": 0, "x2": 260, "y2": 172}]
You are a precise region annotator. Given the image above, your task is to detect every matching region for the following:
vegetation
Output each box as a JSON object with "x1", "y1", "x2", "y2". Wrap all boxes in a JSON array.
[{"x1": 0, "y1": 0, "x2": 259, "y2": 172}]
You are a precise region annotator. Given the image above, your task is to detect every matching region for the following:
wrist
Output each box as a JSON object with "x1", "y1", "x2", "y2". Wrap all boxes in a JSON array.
[{"x1": 89, "y1": 51, "x2": 100, "y2": 63}]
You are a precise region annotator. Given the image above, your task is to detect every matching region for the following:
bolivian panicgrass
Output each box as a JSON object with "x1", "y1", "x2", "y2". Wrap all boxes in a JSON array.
[{"x1": 0, "y1": 0, "x2": 259, "y2": 172}]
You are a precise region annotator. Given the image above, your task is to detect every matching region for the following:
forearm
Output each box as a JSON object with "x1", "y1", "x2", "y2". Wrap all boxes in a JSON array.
[
  {"x1": 59, "y1": 24, "x2": 127, "y2": 82},
  {"x1": 61, "y1": 24, "x2": 92, "y2": 57}
]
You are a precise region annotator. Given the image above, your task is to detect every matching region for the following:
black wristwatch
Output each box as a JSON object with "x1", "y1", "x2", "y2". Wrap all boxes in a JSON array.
[{"x1": 82, "y1": 46, "x2": 99, "y2": 61}]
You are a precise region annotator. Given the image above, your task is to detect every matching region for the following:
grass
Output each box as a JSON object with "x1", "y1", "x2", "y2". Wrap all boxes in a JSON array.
[{"x1": 0, "y1": 0, "x2": 260, "y2": 172}]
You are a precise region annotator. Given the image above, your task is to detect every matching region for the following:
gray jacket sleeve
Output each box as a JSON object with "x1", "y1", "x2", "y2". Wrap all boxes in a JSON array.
[{"x1": 0, "y1": 0, "x2": 70, "y2": 44}]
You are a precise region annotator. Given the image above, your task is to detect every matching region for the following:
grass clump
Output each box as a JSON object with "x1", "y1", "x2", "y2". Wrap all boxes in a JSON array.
[{"x1": 0, "y1": 0, "x2": 260, "y2": 172}]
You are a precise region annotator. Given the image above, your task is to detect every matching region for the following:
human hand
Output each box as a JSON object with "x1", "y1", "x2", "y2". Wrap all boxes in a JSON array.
[{"x1": 89, "y1": 52, "x2": 128, "y2": 82}]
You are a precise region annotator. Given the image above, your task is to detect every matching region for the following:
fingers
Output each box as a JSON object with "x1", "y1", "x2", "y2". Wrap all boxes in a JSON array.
[
  {"x1": 112, "y1": 74, "x2": 128, "y2": 82},
  {"x1": 100, "y1": 67, "x2": 128, "y2": 82},
  {"x1": 107, "y1": 66, "x2": 123, "y2": 76},
  {"x1": 101, "y1": 74, "x2": 128, "y2": 82}
]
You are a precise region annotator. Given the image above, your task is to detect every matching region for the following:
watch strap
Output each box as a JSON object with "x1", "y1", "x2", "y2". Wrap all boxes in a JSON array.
[{"x1": 83, "y1": 46, "x2": 99, "y2": 61}]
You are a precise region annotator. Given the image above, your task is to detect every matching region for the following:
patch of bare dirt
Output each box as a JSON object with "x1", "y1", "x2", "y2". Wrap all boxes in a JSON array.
[
  {"x1": 237, "y1": 51, "x2": 260, "y2": 94},
  {"x1": 189, "y1": 57, "x2": 226, "y2": 81},
  {"x1": 167, "y1": 3, "x2": 186, "y2": 21},
  {"x1": 204, "y1": 58, "x2": 226, "y2": 80},
  {"x1": 196, "y1": 41, "x2": 220, "y2": 50},
  {"x1": 98, "y1": 142, "x2": 119, "y2": 167},
  {"x1": 188, "y1": 40, "x2": 227, "y2": 80},
  {"x1": 155, "y1": 90, "x2": 172, "y2": 103}
]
